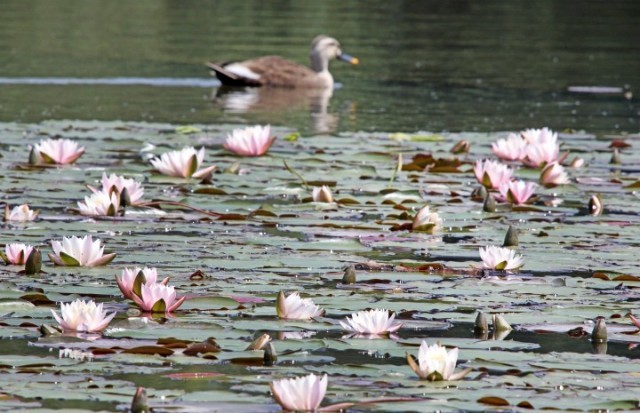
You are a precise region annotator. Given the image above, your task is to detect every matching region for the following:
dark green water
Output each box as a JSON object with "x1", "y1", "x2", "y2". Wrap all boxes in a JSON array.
[{"x1": 1, "y1": 0, "x2": 638, "y2": 134}]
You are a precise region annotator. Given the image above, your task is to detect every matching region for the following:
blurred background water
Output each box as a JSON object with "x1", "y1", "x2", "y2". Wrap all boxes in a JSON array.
[{"x1": 0, "y1": 0, "x2": 638, "y2": 135}]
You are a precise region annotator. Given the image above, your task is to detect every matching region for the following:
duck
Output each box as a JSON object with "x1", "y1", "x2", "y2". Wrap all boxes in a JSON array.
[{"x1": 206, "y1": 35, "x2": 358, "y2": 89}]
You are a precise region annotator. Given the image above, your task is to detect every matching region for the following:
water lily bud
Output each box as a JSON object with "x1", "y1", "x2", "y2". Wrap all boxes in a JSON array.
[
  {"x1": 131, "y1": 387, "x2": 150, "y2": 413},
  {"x1": 25, "y1": 248, "x2": 42, "y2": 275},
  {"x1": 246, "y1": 333, "x2": 271, "y2": 351},
  {"x1": 263, "y1": 342, "x2": 277, "y2": 366},
  {"x1": 609, "y1": 148, "x2": 621, "y2": 164},
  {"x1": 119, "y1": 187, "x2": 131, "y2": 208},
  {"x1": 588, "y1": 194, "x2": 603, "y2": 216},
  {"x1": 591, "y1": 317, "x2": 607, "y2": 343},
  {"x1": 28, "y1": 145, "x2": 40, "y2": 165},
  {"x1": 592, "y1": 341, "x2": 608, "y2": 355},
  {"x1": 450, "y1": 139, "x2": 470, "y2": 154},
  {"x1": 342, "y1": 265, "x2": 357, "y2": 284},
  {"x1": 502, "y1": 225, "x2": 519, "y2": 247},
  {"x1": 474, "y1": 311, "x2": 488, "y2": 333},
  {"x1": 39, "y1": 324, "x2": 62, "y2": 336},
  {"x1": 492, "y1": 314, "x2": 512, "y2": 333},
  {"x1": 570, "y1": 156, "x2": 584, "y2": 168},
  {"x1": 471, "y1": 185, "x2": 488, "y2": 201},
  {"x1": 225, "y1": 161, "x2": 241, "y2": 174},
  {"x1": 483, "y1": 195, "x2": 496, "y2": 212}
]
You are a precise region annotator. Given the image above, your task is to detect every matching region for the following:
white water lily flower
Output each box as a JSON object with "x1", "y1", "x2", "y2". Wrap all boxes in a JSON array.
[
  {"x1": 51, "y1": 299, "x2": 116, "y2": 333},
  {"x1": 340, "y1": 308, "x2": 402, "y2": 335},
  {"x1": 521, "y1": 127, "x2": 557, "y2": 144},
  {"x1": 49, "y1": 235, "x2": 116, "y2": 267},
  {"x1": 412, "y1": 205, "x2": 442, "y2": 233},
  {"x1": 32, "y1": 138, "x2": 85, "y2": 164},
  {"x1": 2, "y1": 243, "x2": 35, "y2": 265},
  {"x1": 116, "y1": 267, "x2": 167, "y2": 300},
  {"x1": 77, "y1": 191, "x2": 120, "y2": 216},
  {"x1": 406, "y1": 341, "x2": 471, "y2": 381},
  {"x1": 540, "y1": 162, "x2": 570, "y2": 187},
  {"x1": 5, "y1": 204, "x2": 39, "y2": 222},
  {"x1": 90, "y1": 172, "x2": 144, "y2": 205},
  {"x1": 473, "y1": 159, "x2": 514, "y2": 190},
  {"x1": 498, "y1": 180, "x2": 537, "y2": 205},
  {"x1": 311, "y1": 185, "x2": 334, "y2": 203},
  {"x1": 224, "y1": 125, "x2": 276, "y2": 157},
  {"x1": 150, "y1": 146, "x2": 216, "y2": 178},
  {"x1": 479, "y1": 245, "x2": 524, "y2": 271},
  {"x1": 492, "y1": 133, "x2": 527, "y2": 161},
  {"x1": 276, "y1": 291, "x2": 324, "y2": 320},
  {"x1": 270, "y1": 373, "x2": 328, "y2": 412}
]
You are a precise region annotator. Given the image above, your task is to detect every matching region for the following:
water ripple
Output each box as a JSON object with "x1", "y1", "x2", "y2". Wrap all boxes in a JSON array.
[{"x1": 0, "y1": 77, "x2": 220, "y2": 87}]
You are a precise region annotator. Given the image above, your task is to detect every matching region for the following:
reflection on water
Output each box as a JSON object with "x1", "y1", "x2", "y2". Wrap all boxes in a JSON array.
[{"x1": 212, "y1": 86, "x2": 339, "y2": 134}]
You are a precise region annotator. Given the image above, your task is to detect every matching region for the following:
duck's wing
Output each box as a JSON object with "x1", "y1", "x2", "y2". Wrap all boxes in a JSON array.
[
  {"x1": 207, "y1": 56, "x2": 317, "y2": 88},
  {"x1": 206, "y1": 61, "x2": 263, "y2": 87}
]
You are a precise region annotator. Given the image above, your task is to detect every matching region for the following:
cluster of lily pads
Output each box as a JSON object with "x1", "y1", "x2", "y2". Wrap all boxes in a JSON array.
[{"x1": 2, "y1": 121, "x2": 628, "y2": 411}]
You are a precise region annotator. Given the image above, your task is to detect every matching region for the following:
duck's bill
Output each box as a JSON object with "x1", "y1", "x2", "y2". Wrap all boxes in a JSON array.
[{"x1": 339, "y1": 53, "x2": 359, "y2": 65}]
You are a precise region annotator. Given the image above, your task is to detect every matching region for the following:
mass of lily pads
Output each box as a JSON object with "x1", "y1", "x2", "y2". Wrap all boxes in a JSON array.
[{"x1": 1, "y1": 120, "x2": 640, "y2": 412}]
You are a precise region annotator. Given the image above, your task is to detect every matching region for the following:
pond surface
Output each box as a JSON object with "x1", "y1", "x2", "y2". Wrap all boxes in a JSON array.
[{"x1": 1, "y1": 1, "x2": 640, "y2": 412}]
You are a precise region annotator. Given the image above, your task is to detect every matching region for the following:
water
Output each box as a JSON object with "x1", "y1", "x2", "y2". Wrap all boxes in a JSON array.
[{"x1": 1, "y1": 0, "x2": 638, "y2": 134}]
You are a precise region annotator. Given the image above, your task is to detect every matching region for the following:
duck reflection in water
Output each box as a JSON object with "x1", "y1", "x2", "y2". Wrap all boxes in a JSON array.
[{"x1": 207, "y1": 35, "x2": 358, "y2": 134}]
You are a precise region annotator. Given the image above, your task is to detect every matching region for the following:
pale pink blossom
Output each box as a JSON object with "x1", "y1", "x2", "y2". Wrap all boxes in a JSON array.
[
  {"x1": 270, "y1": 374, "x2": 328, "y2": 412},
  {"x1": 479, "y1": 245, "x2": 524, "y2": 270},
  {"x1": 407, "y1": 341, "x2": 470, "y2": 381},
  {"x1": 150, "y1": 147, "x2": 216, "y2": 178},
  {"x1": 89, "y1": 173, "x2": 144, "y2": 205},
  {"x1": 49, "y1": 235, "x2": 116, "y2": 267},
  {"x1": 4, "y1": 204, "x2": 38, "y2": 222},
  {"x1": 312, "y1": 185, "x2": 334, "y2": 203},
  {"x1": 540, "y1": 162, "x2": 570, "y2": 187},
  {"x1": 32, "y1": 138, "x2": 85, "y2": 165},
  {"x1": 276, "y1": 291, "x2": 324, "y2": 320},
  {"x1": 2, "y1": 243, "x2": 34, "y2": 265},
  {"x1": 473, "y1": 159, "x2": 514, "y2": 189},
  {"x1": 131, "y1": 282, "x2": 185, "y2": 313},
  {"x1": 116, "y1": 267, "x2": 168, "y2": 300},
  {"x1": 492, "y1": 133, "x2": 527, "y2": 161},
  {"x1": 77, "y1": 192, "x2": 120, "y2": 216},
  {"x1": 521, "y1": 127, "x2": 557, "y2": 144},
  {"x1": 523, "y1": 140, "x2": 560, "y2": 168},
  {"x1": 412, "y1": 205, "x2": 442, "y2": 233},
  {"x1": 224, "y1": 125, "x2": 276, "y2": 157},
  {"x1": 499, "y1": 180, "x2": 537, "y2": 205},
  {"x1": 51, "y1": 299, "x2": 116, "y2": 333},
  {"x1": 340, "y1": 309, "x2": 402, "y2": 335}
]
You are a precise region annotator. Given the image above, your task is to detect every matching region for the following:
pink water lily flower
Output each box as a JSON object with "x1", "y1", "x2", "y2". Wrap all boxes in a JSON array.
[
  {"x1": 270, "y1": 373, "x2": 328, "y2": 412},
  {"x1": 32, "y1": 138, "x2": 85, "y2": 165},
  {"x1": 340, "y1": 309, "x2": 402, "y2": 335},
  {"x1": 116, "y1": 267, "x2": 169, "y2": 300},
  {"x1": 312, "y1": 185, "x2": 334, "y2": 203},
  {"x1": 499, "y1": 180, "x2": 537, "y2": 205},
  {"x1": 523, "y1": 140, "x2": 560, "y2": 168},
  {"x1": 540, "y1": 162, "x2": 570, "y2": 187},
  {"x1": 89, "y1": 173, "x2": 144, "y2": 206},
  {"x1": 492, "y1": 133, "x2": 527, "y2": 161},
  {"x1": 150, "y1": 147, "x2": 216, "y2": 178},
  {"x1": 131, "y1": 282, "x2": 186, "y2": 313},
  {"x1": 479, "y1": 245, "x2": 524, "y2": 270},
  {"x1": 77, "y1": 192, "x2": 120, "y2": 216},
  {"x1": 49, "y1": 235, "x2": 116, "y2": 267},
  {"x1": 4, "y1": 204, "x2": 39, "y2": 222},
  {"x1": 51, "y1": 299, "x2": 116, "y2": 333},
  {"x1": 473, "y1": 159, "x2": 514, "y2": 190},
  {"x1": 2, "y1": 243, "x2": 34, "y2": 265},
  {"x1": 521, "y1": 127, "x2": 557, "y2": 144},
  {"x1": 276, "y1": 291, "x2": 324, "y2": 320},
  {"x1": 412, "y1": 205, "x2": 442, "y2": 233},
  {"x1": 224, "y1": 125, "x2": 276, "y2": 157},
  {"x1": 407, "y1": 341, "x2": 471, "y2": 381}
]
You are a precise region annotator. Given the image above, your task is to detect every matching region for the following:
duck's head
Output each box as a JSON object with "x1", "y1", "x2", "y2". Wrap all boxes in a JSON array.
[{"x1": 310, "y1": 35, "x2": 359, "y2": 72}]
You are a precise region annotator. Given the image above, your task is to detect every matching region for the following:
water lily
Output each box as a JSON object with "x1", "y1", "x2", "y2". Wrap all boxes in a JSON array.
[
  {"x1": 1, "y1": 243, "x2": 34, "y2": 265},
  {"x1": 406, "y1": 341, "x2": 471, "y2": 381},
  {"x1": 131, "y1": 282, "x2": 186, "y2": 313},
  {"x1": 89, "y1": 172, "x2": 144, "y2": 206},
  {"x1": 340, "y1": 308, "x2": 402, "y2": 335},
  {"x1": 77, "y1": 192, "x2": 120, "y2": 216},
  {"x1": 312, "y1": 185, "x2": 334, "y2": 203},
  {"x1": 270, "y1": 373, "x2": 328, "y2": 412},
  {"x1": 498, "y1": 180, "x2": 537, "y2": 205},
  {"x1": 492, "y1": 133, "x2": 527, "y2": 161},
  {"x1": 31, "y1": 138, "x2": 85, "y2": 165},
  {"x1": 51, "y1": 299, "x2": 116, "y2": 333},
  {"x1": 276, "y1": 291, "x2": 324, "y2": 320},
  {"x1": 150, "y1": 147, "x2": 216, "y2": 178},
  {"x1": 473, "y1": 159, "x2": 514, "y2": 190},
  {"x1": 540, "y1": 162, "x2": 570, "y2": 187},
  {"x1": 224, "y1": 125, "x2": 276, "y2": 157},
  {"x1": 521, "y1": 127, "x2": 557, "y2": 144},
  {"x1": 523, "y1": 139, "x2": 560, "y2": 168},
  {"x1": 412, "y1": 205, "x2": 442, "y2": 233},
  {"x1": 479, "y1": 245, "x2": 524, "y2": 271},
  {"x1": 49, "y1": 235, "x2": 116, "y2": 267},
  {"x1": 4, "y1": 204, "x2": 39, "y2": 222},
  {"x1": 116, "y1": 267, "x2": 168, "y2": 300}
]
